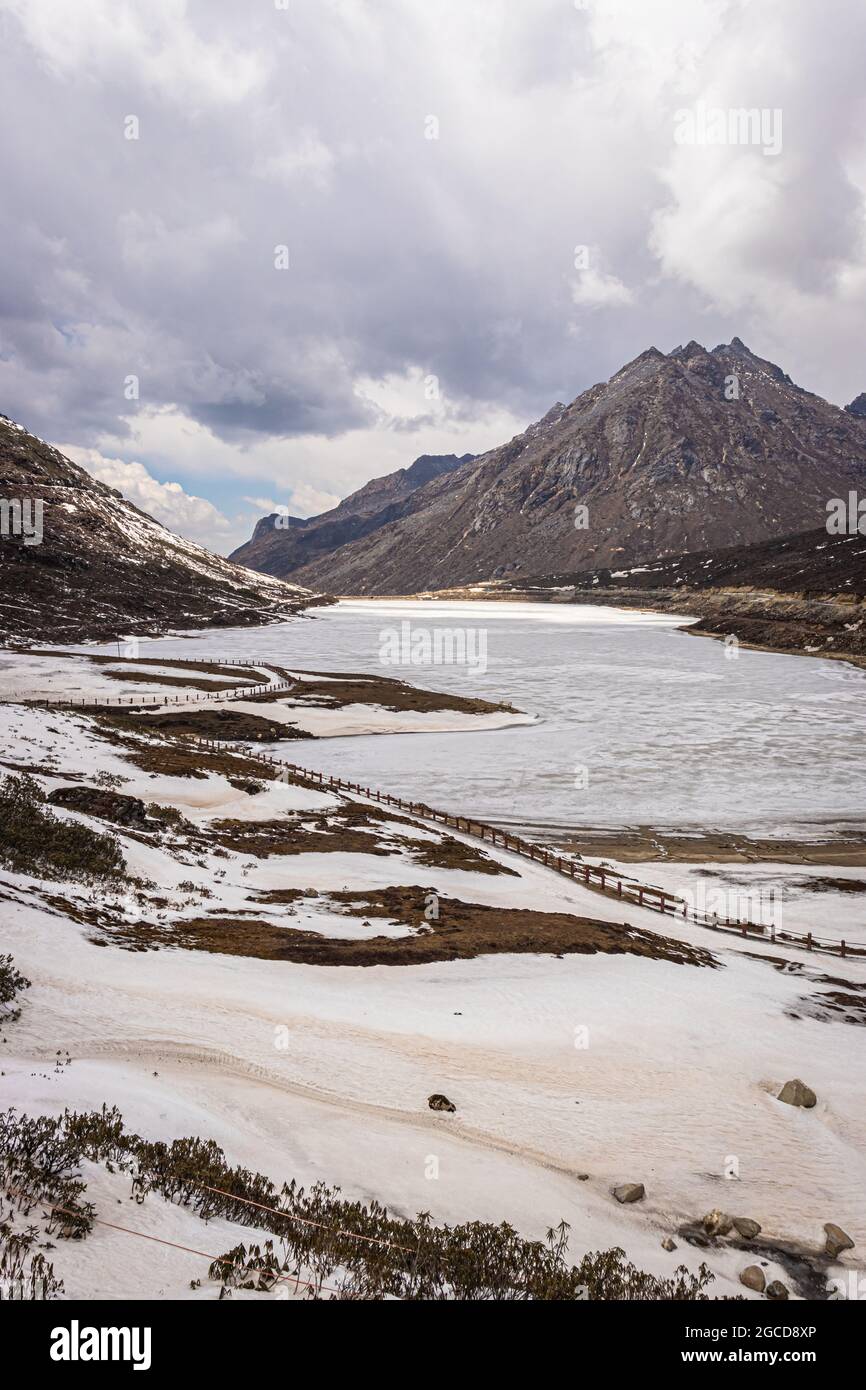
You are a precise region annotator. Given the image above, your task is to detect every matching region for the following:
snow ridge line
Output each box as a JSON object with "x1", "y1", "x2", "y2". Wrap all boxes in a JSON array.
[{"x1": 189, "y1": 736, "x2": 864, "y2": 962}]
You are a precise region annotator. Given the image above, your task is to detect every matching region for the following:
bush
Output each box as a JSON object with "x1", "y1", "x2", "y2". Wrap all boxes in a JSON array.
[
  {"x1": 0, "y1": 773, "x2": 125, "y2": 881},
  {"x1": 0, "y1": 1106, "x2": 716, "y2": 1301},
  {"x1": 0, "y1": 955, "x2": 30, "y2": 1022}
]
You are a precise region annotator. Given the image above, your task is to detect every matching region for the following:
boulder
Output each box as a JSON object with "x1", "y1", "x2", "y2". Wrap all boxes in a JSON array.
[
  {"x1": 766, "y1": 1280, "x2": 789, "y2": 1300},
  {"x1": 732, "y1": 1217, "x2": 762, "y2": 1240},
  {"x1": 824, "y1": 1223, "x2": 855, "y2": 1258},
  {"x1": 427, "y1": 1093, "x2": 456, "y2": 1113},
  {"x1": 703, "y1": 1209, "x2": 734, "y2": 1237},
  {"x1": 661, "y1": 1237, "x2": 677, "y2": 1252},
  {"x1": 777, "y1": 1078, "x2": 817, "y2": 1108},
  {"x1": 739, "y1": 1265, "x2": 765, "y2": 1293},
  {"x1": 613, "y1": 1183, "x2": 645, "y2": 1204}
]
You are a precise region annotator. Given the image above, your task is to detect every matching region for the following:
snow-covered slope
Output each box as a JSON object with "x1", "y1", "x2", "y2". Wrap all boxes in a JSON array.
[{"x1": 0, "y1": 413, "x2": 326, "y2": 643}]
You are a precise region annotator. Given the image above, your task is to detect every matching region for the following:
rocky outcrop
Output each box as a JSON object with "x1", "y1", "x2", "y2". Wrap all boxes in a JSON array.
[
  {"x1": 703, "y1": 1210, "x2": 734, "y2": 1237},
  {"x1": 732, "y1": 1217, "x2": 762, "y2": 1240},
  {"x1": 778, "y1": 1079, "x2": 817, "y2": 1108},
  {"x1": 427, "y1": 1093, "x2": 456, "y2": 1113},
  {"x1": 824, "y1": 1223, "x2": 855, "y2": 1258},
  {"x1": 613, "y1": 1183, "x2": 645, "y2": 1204}
]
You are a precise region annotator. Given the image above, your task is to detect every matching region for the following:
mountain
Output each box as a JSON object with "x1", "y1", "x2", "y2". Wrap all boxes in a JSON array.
[
  {"x1": 230, "y1": 453, "x2": 472, "y2": 579},
  {"x1": 0, "y1": 414, "x2": 322, "y2": 644},
  {"x1": 510, "y1": 522, "x2": 866, "y2": 600},
  {"x1": 490, "y1": 524, "x2": 866, "y2": 668},
  {"x1": 233, "y1": 340, "x2": 866, "y2": 595}
]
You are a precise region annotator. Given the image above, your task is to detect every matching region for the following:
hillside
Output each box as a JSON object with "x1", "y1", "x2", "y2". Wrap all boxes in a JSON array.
[
  {"x1": 492, "y1": 525, "x2": 866, "y2": 667},
  {"x1": 0, "y1": 414, "x2": 323, "y2": 644},
  {"x1": 233, "y1": 340, "x2": 866, "y2": 595},
  {"x1": 231, "y1": 453, "x2": 472, "y2": 579},
  {"x1": 518, "y1": 524, "x2": 866, "y2": 600}
]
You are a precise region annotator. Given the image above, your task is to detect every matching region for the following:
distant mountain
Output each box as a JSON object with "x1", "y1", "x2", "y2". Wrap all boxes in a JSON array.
[
  {"x1": 233, "y1": 340, "x2": 866, "y2": 595},
  {"x1": 231, "y1": 453, "x2": 472, "y2": 579},
  {"x1": 0, "y1": 414, "x2": 322, "y2": 644}
]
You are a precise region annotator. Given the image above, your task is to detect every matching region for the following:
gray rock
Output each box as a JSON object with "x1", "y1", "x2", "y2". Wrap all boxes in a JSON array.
[
  {"x1": 427, "y1": 1093, "x2": 456, "y2": 1113},
  {"x1": 778, "y1": 1078, "x2": 817, "y2": 1108},
  {"x1": 661, "y1": 1237, "x2": 677, "y2": 1252},
  {"x1": 824, "y1": 1223, "x2": 855, "y2": 1258},
  {"x1": 766, "y1": 1280, "x2": 789, "y2": 1300},
  {"x1": 703, "y1": 1209, "x2": 734, "y2": 1236},
  {"x1": 613, "y1": 1183, "x2": 645, "y2": 1204},
  {"x1": 739, "y1": 1265, "x2": 766, "y2": 1293},
  {"x1": 732, "y1": 1217, "x2": 762, "y2": 1240}
]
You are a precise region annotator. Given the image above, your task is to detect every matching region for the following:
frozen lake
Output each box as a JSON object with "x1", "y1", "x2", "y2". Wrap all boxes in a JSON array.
[{"x1": 122, "y1": 599, "x2": 866, "y2": 838}]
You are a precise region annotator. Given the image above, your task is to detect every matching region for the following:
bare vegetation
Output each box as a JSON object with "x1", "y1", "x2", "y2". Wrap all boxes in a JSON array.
[
  {"x1": 0, "y1": 1106, "x2": 716, "y2": 1301},
  {"x1": 0, "y1": 773, "x2": 125, "y2": 882}
]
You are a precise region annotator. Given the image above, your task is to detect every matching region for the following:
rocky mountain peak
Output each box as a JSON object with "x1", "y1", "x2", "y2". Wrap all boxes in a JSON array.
[{"x1": 231, "y1": 338, "x2": 866, "y2": 595}]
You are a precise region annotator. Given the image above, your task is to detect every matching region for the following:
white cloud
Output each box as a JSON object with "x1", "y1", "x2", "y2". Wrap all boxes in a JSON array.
[
  {"x1": 287, "y1": 484, "x2": 342, "y2": 517},
  {"x1": 62, "y1": 447, "x2": 233, "y2": 547},
  {"x1": 571, "y1": 268, "x2": 634, "y2": 309},
  {"x1": 2, "y1": 0, "x2": 866, "y2": 538}
]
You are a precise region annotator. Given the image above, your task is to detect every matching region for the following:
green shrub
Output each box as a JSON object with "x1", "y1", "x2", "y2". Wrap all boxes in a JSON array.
[
  {"x1": 0, "y1": 1106, "x2": 716, "y2": 1301},
  {"x1": 0, "y1": 773, "x2": 125, "y2": 882},
  {"x1": 0, "y1": 954, "x2": 30, "y2": 1022}
]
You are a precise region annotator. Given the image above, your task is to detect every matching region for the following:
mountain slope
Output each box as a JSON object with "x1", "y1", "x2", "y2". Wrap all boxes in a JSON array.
[
  {"x1": 489, "y1": 523, "x2": 866, "y2": 668},
  {"x1": 534, "y1": 523, "x2": 866, "y2": 599},
  {"x1": 240, "y1": 340, "x2": 866, "y2": 595},
  {"x1": 231, "y1": 453, "x2": 472, "y2": 579},
  {"x1": 0, "y1": 414, "x2": 323, "y2": 643}
]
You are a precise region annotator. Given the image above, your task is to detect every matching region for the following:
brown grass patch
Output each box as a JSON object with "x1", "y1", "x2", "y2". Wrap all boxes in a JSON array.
[
  {"x1": 211, "y1": 801, "x2": 515, "y2": 874},
  {"x1": 101, "y1": 885, "x2": 713, "y2": 966},
  {"x1": 252, "y1": 670, "x2": 516, "y2": 715}
]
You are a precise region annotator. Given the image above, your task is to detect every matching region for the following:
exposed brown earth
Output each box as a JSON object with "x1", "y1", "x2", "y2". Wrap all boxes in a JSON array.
[
  {"x1": 211, "y1": 802, "x2": 515, "y2": 875},
  {"x1": 100, "y1": 670, "x2": 263, "y2": 692},
  {"x1": 92, "y1": 721, "x2": 286, "y2": 781},
  {"x1": 94, "y1": 886, "x2": 714, "y2": 967},
  {"x1": 104, "y1": 707, "x2": 312, "y2": 742},
  {"x1": 250, "y1": 671, "x2": 516, "y2": 715}
]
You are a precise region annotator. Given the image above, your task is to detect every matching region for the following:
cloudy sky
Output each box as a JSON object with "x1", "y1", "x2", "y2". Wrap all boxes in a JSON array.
[{"x1": 1, "y1": 0, "x2": 865, "y2": 553}]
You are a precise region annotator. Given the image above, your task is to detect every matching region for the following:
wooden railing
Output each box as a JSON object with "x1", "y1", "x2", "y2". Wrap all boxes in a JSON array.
[
  {"x1": 189, "y1": 736, "x2": 864, "y2": 962},
  {"x1": 19, "y1": 659, "x2": 294, "y2": 710}
]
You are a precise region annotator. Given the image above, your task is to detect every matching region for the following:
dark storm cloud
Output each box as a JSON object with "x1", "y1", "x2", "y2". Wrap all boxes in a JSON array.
[{"x1": 1, "y1": 0, "x2": 865, "y2": 459}]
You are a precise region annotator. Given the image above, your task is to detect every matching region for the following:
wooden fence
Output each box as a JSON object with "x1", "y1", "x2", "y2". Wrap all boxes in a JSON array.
[
  {"x1": 22, "y1": 659, "x2": 294, "y2": 710},
  {"x1": 190, "y1": 736, "x2": 864, "y2": 962}
]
